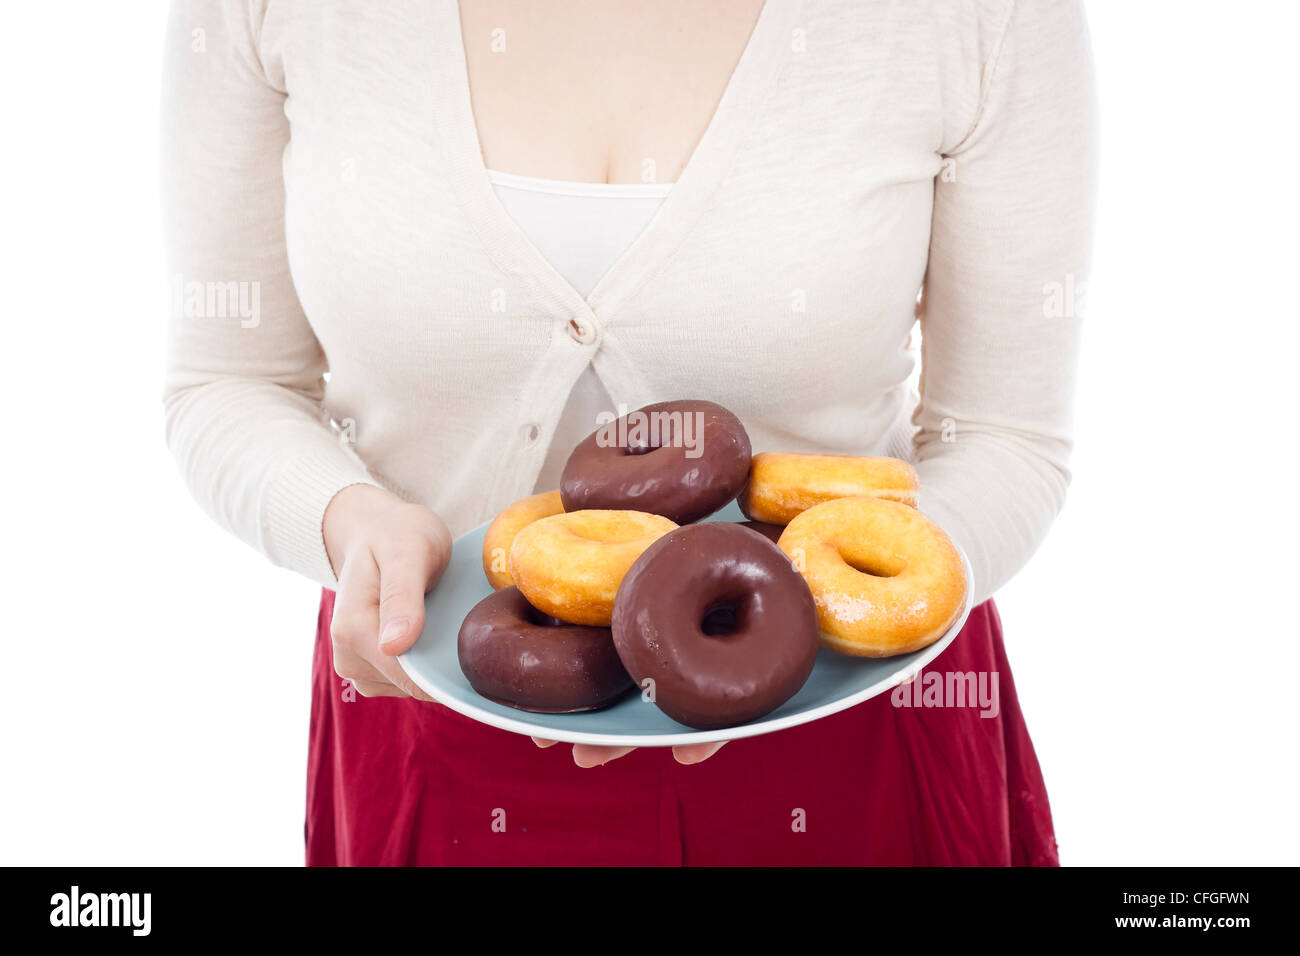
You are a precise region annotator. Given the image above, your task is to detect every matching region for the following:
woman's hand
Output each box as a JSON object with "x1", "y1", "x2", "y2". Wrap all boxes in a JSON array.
[
  {"x1": 531, "y1": 737, "x2": 728, "y2": 768},
  {"x1": 323, "y1": 483, "x2": 453, "y2": 699}
]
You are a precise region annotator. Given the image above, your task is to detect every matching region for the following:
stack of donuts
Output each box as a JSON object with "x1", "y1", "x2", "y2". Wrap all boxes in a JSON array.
[{"x1": 458, "y1": 399, "x2": 968, "y2": 731}]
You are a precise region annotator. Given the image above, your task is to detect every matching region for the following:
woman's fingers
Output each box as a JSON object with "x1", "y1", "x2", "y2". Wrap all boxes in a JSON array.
[
  {"x1": 373, "y1": 540, "x2": 441, "y2": 657},
  {"x1": 331, "y1": 642, "x2": 387, "y2": 685},
  {"x1": 349, "y1": 679, "x2": 407, "y2": 698},
  {"x1": 330, "y1": 551, "x2": 382, "y2": 682},
  {"x1": 672, "y1": 741, "x2": 728, "y2": 765},
  {"x1": 571, "y1": 744, "x2": 637, "y2": 768},
  {"x1": 330, "y1": 537, "x2": 434, "y2": 700},
  {"x1": 529, "y1": 739, "x2": 631, "y2": 764},
  {"x1": 531, "y1": 740, "x2": 728, "y2": 765},
  {"x1": 335, "y1": 642, "x2": 431, "y2": 700},
  {"x1": 371, "y1": 655, "x2": 436, "y2": 701}
]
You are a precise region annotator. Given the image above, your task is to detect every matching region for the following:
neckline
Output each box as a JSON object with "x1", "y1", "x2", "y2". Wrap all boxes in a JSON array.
[
  {"x1": 486, "y1": 169, "x2": 674, "y2": 200},
  {"x1": 433, "y1": 0, "x2": 799, "y2": 322}
]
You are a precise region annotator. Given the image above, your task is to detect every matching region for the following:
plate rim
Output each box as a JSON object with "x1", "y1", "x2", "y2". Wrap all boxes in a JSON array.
[{"x1": 399, "y1": 519, "x2": 974, "y2": 747}]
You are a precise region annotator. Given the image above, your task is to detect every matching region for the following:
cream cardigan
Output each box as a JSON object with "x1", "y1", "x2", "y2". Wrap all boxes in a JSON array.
[{"x1": 162, "y1": 0, "x2": 1096, "y2": 604}]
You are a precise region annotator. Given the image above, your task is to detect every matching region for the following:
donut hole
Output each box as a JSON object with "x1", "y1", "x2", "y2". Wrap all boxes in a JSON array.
[
  {"x1": 700, "y1": 598, "x2": 745, "y2": 637},
  {"x1": 522, "y1": 602, "x2": 568, "y2": 628},
  {"x1": 560, "y1": 514, "x2": 671, "y2": 544},
  {"x1": 621, "y1": 442, "x2": 662, "y2": 457},
  {"x1": 839, "y1": 547, "x2": 905, "y2": 578}
]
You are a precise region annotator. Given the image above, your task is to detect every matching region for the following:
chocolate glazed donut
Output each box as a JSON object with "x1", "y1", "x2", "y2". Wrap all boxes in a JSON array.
[
  {"x1": 458, "y1": 587, "x2": 633, "y2": 713},
  {"x1": 561, "y1": 399, "x2": 752, "y2": 524},
  {"x1": 611, "y1": 523, "x2": 819, "y2": 730},
  {"x1": 737, "y1": 520, "x2": 785, "y2": 545}
]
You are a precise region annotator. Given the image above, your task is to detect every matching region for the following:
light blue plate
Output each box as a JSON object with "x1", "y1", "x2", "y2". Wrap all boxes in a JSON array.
[{"x1": 400, "y1": 501, "x2": 973, "y2": 747}]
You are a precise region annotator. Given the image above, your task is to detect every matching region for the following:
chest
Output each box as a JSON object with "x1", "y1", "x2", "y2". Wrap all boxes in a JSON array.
[
  {"x1": 457, "y1": 0, "x2": 767, "y2": 184},
  {"x1": 273, "y1": 0, "x2": 948, "y2": 399}
]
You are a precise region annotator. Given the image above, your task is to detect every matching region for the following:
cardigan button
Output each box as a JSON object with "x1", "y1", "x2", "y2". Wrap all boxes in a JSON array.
[
  {"x1": 568, "y1": 317, "x2": 597, "y2": 345},
  {"x1": 522, "y1": 422, "x2": 541, "y2": 447}
]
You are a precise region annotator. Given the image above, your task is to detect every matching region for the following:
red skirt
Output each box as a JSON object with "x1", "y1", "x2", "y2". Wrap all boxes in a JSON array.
[{"x1": 306, "y1": 590, "x2": 1058, "y2": 866}]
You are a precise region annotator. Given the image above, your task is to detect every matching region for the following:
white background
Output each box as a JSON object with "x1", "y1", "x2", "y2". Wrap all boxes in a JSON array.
[{"x1": 1, "y1": 1, "x2": 1296, "y2": 865}]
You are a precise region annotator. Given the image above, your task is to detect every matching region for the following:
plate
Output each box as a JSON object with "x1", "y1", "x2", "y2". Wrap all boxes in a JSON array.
[{"x1": 399, "y1": 500, "x2": 973, "y2": 747}]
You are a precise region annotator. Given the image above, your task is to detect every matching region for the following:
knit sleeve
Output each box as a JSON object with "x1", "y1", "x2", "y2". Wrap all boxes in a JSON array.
[
  {"x1": 913, "y1": 0, "x2": 1098, "y2": 603},
  {"x1": 161, "y1": 0, "x2": 379, "y2": 588}
]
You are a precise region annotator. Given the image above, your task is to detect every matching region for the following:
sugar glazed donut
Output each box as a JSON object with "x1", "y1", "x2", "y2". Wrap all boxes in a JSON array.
[
  {"x1": 777, "y1": 497, "x2": 967, "y2": 657},
  {"x1": 508, "y1": 510, "x2": 677, "y2": 627},
  {"x1": 481, "y1": 489, "x2": 564, "y2": 589},
  {"x1": 740, "y1": 452, "x2": 919, "y2": 525},
  {"x1": 458, "y1": 587, "x2": 633, "y2": 713},
  {"x1": 561, "y1": 399, "x2": 752, "y2": 524},
  {"x1": 612, "y1": 523, "x2": 820, "y2": 730}
]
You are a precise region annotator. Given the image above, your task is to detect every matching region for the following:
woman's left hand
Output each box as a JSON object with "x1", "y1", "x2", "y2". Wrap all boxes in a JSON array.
[{"x1": 530, "y1": 737, "x2": 727, "y2": 767}]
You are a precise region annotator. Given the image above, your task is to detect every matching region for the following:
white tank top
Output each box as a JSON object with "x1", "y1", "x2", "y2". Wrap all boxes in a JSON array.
[{"x1": 487, "y1": 170, "x2": 672, "y2": 492}]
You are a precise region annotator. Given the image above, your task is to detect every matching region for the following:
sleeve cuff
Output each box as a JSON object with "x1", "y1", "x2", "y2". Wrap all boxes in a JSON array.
[{"x1": 261, "y1": 448, "x2": 381, "y2": 589}]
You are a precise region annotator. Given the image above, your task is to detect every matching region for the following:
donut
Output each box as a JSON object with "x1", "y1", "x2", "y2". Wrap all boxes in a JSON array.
[
  {"x1": 561, "y1": 399, "x2": 752, "y2": 524},
  {"x1": 777, "y1": 496, "x2": 966, "y2": 658},
  {"x1": 509, "y1": 510, "x2": 678, "y2": 627},
  {"x1": 481, "y1": 489, "x2": 564, "y2": 589},
  {"x1": 736, "y1": 520, "x2": 785, "y2": 545},
  {"x1": 611, "y1": 523, "x2": 820, "y2": 730},
  {"x1": 740, "y1": 452, "x2": 919, "y2": 525},
  {"x1": 458, "y1": 587, "x2": 633, "y2": 713}
]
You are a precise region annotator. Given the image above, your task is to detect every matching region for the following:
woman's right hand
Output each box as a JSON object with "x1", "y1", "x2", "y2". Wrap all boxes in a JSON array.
[{"x1": 323, "y1": 483, "x2": 453, "y2": 699}]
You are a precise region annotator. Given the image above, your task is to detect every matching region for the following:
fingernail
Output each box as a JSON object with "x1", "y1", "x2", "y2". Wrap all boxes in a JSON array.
[{"x1": 379, "y1": 618, "x2": 409, "y2": 646}]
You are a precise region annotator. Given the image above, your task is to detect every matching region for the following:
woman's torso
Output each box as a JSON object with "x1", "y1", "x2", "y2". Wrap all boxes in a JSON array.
[
  {"x1": 279, "y1": 0, "x2": 1063, "y2": 866},
  {"x1": 265, "y1": 0, "x2": 977, "y2": 533}
]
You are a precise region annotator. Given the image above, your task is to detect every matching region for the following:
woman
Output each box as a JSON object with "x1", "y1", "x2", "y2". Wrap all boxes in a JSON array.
[{"x1": 163, "y1": 0, "x2": 1094, "y2": 865}]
